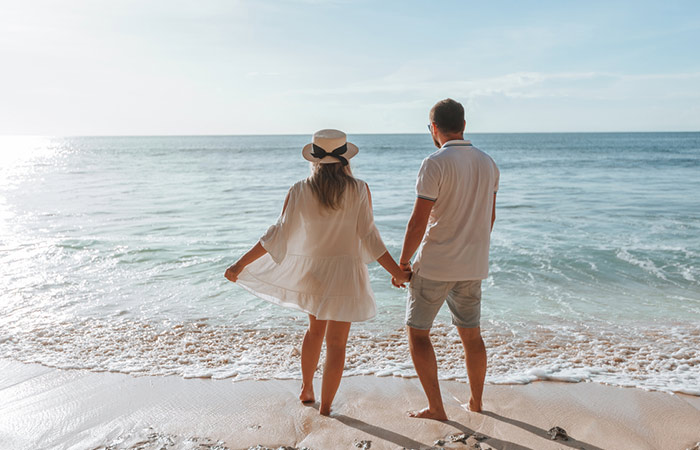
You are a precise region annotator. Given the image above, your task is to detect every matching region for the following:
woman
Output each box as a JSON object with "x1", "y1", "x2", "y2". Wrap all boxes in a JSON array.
[{"x1": 224, "y1": 129, "x2": 410, "y2": 415}]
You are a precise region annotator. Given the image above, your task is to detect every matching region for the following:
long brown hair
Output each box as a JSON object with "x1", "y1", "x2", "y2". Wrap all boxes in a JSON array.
[{"x1": 308, "y1": 162, "x2": 358, "y2": 210}]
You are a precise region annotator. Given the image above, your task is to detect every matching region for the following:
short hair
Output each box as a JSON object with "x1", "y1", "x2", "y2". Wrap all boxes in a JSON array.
[{"x1": 430, "y1": 98, "x2": 465, "y2": 134}]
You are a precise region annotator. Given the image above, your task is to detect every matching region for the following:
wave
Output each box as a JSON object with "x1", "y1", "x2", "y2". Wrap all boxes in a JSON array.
[{"x1": 1, "y1": 316, "x2": 697, "y2": 396}]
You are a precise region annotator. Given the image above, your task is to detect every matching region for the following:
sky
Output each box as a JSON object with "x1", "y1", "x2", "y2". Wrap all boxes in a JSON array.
[{"x1": 1, "y1": 0, "x2": 699, "y2": 135}]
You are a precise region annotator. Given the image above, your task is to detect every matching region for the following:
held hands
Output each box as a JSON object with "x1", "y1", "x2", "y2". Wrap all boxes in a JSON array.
[{"x1": 392, "y1": 262, "x2": 413, "y2": 288}]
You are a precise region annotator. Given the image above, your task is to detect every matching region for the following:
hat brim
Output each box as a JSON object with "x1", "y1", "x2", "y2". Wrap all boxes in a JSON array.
[{"x1": 302, "y1": 142, "x2": 359, "y2": 164}]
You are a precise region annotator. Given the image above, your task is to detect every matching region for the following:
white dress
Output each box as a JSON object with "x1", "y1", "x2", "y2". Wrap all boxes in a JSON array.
[{"x1": 236, "y1": 178, "x2": 387, "y2": 322}]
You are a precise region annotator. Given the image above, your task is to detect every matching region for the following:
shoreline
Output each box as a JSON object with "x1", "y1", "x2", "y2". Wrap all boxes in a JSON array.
[
  {"x1": 4, "y1": 318, "x2": 698, "y2": 396},
  {"x1": 2, "y1": 358, "x2": 699, "y2": 450}
]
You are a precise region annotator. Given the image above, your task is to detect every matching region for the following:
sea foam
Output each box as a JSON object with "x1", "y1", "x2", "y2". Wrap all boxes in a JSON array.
[{"x1": 1, "y1": 316, "x2": 697, "y2": 395}]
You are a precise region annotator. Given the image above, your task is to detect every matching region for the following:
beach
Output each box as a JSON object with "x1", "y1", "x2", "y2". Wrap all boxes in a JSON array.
[
  {"x1": 2, "y1": 0, "x2": 700, "y2": 445},
  {"x1": 1, "y1": 134, "x2": 698, "y2": 448},
  {"x1": 1, "y1": 134, "x2": 698, "y2": 394},
  {"x1": 2, "y1": 358, "x2": 699, "y2": 450}
]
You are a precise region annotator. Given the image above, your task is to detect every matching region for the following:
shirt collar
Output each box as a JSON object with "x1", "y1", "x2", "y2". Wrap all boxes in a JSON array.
[{"x1": 442, "y1": 139, "x2": 472, "y2": 148}]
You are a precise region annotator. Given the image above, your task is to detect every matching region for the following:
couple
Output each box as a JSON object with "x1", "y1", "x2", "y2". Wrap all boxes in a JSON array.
[{"x1": 224, "y1": 98, "x2": 499, "y2": 420}]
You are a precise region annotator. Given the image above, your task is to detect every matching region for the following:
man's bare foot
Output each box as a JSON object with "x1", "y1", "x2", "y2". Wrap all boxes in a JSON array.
[
  {"x1": 299, "y1": 384, "x2": 315, "y2": 404},
  {"x1": 407, "y1": 407, "x2": 448, "y2": 421},
  {"x1": 467, "y1": 398, "x2": 482, "y2": 412}
]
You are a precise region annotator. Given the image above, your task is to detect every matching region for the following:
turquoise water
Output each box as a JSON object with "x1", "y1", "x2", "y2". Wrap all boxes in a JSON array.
[{"x1": 0, "y1": 133, "x2": 698, "y2": 393}]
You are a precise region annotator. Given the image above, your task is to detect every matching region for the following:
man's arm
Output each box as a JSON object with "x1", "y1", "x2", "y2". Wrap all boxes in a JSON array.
[{"x1": 399, "y1": 197, "x2": 434, "y2": 267}]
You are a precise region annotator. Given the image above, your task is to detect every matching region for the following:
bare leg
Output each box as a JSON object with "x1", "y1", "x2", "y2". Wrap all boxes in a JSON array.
[
  {"x1": 300, "y1": 314, "x2": 327, "y2": 403},
  {"x1": 319, "y1": 320, "x2": 351, "y2": 416},
  {"x1": 406, "y1": 326, "x2": 448, "y2": 420},
  {"x1": 457, "y1": 326, "x2": 486, "y2": 412}
]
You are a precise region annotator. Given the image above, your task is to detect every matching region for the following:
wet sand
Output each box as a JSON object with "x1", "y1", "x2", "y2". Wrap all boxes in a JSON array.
[{"x1": 1, "y1": 358, "x2": 699, "y2": 450}]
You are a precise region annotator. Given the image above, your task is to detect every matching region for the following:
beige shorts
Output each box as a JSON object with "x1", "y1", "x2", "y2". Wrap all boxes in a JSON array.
[{"x1": 406, "y1": 274, "x2": 482, "y2": 330}]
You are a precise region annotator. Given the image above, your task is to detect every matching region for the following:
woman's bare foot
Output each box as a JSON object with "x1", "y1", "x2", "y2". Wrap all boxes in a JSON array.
[
  {"x1": 467, "y1": 398, "x2": 482, "y2": 412},
  {"x1": 319, "y1": 404, "x2": 331, "y2": 416},
  {"x1": 407, "y1": 407, "x2": 448, "y2": 421},
  {"x1": 299, "y1": 384, "x2": 315, "y2": 404}
]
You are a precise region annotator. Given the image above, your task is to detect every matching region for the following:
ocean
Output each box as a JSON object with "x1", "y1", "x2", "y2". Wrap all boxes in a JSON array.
[{"x1": 0, "y1": 133, "x2": 698, "y2": 394}]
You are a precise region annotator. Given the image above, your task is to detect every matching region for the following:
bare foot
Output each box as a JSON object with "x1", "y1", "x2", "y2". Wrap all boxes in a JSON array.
[
  {"x1": 299, "y1": 384, "x2": 315, "y2": 404},
  {"x1": 407, "y1": 407, "x2": 448, "y2": 421},
  {"x1": 467, "y1": 398, "x2": 482, "y2": 413},
  {"x1": 319, "y1": 404, "x2": 331, "y2": 416}
]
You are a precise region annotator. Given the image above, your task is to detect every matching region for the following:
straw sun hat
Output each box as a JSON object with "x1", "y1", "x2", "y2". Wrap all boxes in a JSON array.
[{"x1": 302, "y1": 129, "x2": 359, "y2": 166}]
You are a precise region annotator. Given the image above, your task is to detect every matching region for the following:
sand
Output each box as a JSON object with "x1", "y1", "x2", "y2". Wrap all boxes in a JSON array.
[{"x1": 1, "y1": 358, "x2": 699, "y2": 450}]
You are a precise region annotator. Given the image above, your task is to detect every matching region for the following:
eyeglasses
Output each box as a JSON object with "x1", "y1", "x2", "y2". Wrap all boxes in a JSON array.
[{"x1": 427, "y1": 123, "x2": 433, "y2": 132}]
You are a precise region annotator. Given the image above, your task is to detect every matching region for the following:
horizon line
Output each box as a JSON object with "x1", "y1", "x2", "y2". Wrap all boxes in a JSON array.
[{"x1": 2, "y1": 130, "x2": 699, "y2": 139}]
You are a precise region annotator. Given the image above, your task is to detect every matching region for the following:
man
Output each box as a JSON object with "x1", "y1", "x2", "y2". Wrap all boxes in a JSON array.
[{"x1": 397, "y1": 98, "x2": 499, "y2": 420}]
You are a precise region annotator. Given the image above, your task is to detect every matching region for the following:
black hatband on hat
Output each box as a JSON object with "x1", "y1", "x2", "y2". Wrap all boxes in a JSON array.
[{"x1": 310, "y1": 143, "x2": 349, "y2": 166}]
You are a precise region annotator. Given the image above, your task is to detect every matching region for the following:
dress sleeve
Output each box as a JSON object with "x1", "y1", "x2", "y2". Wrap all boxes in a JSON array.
[
  {"x1": 357, "y1": 181, "x2": 388, "y2": 264},
  {"x1": 493, "y1": 162, "x2": 500, "y2": 194},
  {"x1": 259, "y1": 186, "x2": 294, "y2": 264}
]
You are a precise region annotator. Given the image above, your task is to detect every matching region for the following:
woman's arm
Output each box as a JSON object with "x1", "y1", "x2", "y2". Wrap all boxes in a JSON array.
[
  {"x1": 364, "y1": 183, "x2": 411, "y2": 286},
  {"x1": 224, "y1": 242, "x2": 267, "y2": 282},
  {"x1": 224, "y1": 190, "x2": 291, "y2": 282}
]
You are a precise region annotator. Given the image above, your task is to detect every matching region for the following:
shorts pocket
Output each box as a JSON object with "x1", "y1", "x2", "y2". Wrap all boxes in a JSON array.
[{"x1": 413, "y1": 275, "x2": 450, "y2": 306}]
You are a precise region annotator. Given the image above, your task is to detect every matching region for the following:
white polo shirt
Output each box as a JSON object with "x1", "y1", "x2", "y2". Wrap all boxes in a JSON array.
[{"x1": 413, "y1": 140, "x2": 499, "y2": 281}]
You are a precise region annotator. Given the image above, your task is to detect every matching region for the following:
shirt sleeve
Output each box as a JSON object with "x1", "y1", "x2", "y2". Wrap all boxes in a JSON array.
[
  {"x1": 259, "y1": 186, "x2": 294, "y2": 264},
  {"x1": 357, "y1": 181, "x2": 388, "y2": 264},
  {"x1": 415, "y1": 157, "x2": 440, "y2": 201}
]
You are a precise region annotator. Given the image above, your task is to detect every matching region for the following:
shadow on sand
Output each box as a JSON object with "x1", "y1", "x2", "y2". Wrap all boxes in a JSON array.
[
  {"x1": 480, "y1": 411, "x2": 605, "y2": 450},
  {"x1": 305, "y1": 403, "x2": 427, "y2": 447},
  {"x1": 443, "y1": 419, "x2": 532, "y2": 450},
  {"x1": 331, "y1": 413, "x2": 429, "y2": 449},
  {"x1": 332, "y1": 414, "x2": 536, "y2": 450},
  {"x1": 308, "y1": 403, "x2": 604, "y2": 449}
]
